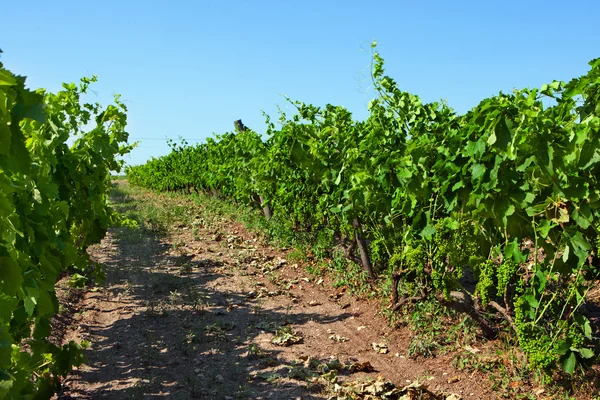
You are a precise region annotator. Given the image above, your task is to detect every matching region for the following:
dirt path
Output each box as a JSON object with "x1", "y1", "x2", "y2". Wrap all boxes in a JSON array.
[{"x1": 56, "y1": 182, "x2": 495, "y2": 399}]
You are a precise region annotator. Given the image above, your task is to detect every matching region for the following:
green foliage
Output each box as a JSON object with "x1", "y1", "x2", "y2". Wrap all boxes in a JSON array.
[
  {"x1": 127, "y1": 48, "x2": 600, "y2": 375},
  {"x1": 0, "y1": 60, "x2": 131, "y2": 398}
]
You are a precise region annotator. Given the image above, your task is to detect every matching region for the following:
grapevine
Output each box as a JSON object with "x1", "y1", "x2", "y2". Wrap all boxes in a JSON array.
[
  {"x1": 127, "y1": 48, "x2": 600, "y2": 375},
  {"x1": 0, "y1": 59, "x2": 132, "y2": 399}
]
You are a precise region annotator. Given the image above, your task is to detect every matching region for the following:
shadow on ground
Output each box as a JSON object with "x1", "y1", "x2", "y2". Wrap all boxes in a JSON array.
[{"x1": 58, "y1": 224, "x2": 351, "y2": 399}]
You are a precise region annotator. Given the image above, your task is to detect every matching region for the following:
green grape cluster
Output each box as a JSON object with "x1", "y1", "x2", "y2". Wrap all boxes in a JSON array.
[
  {"x1": 474, "y1": 260, "x2": 495, "y2": 306},
  {"x1": 400, "y1": 243, "x2": 427, "y2": 275},
  {"x1": 369, "y1": 237, "x2": 386, "y2": 269},
  {"x1": 430, "y1": 266, "x2": 450, "y2": 297},
  {"x1": 388, "y1": 251, "x2": 403, "y2": 269},
  {"x1": 444, "y1": 220, "x2": 479, "y2": 268},
  {"x1": 496, "y1": 260, "x2": 518, "y2": 298},
  {"x1": 513, "y1": 298, "x2": 557, "y2": 369},
  {"x1": 431, "y1": 220, "x2": 480, "y2": 297}
]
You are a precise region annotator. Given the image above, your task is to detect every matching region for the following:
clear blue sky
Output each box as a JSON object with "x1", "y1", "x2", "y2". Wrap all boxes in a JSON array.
[{"x1": 2, "y1": 0, "x2": 598, "y2": 166}]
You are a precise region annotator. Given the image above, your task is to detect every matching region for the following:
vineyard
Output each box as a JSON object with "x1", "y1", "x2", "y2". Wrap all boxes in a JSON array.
[
  {"x1": 0, "y1": 57, "x2": 132, "y2": 398},
  {"x1": 127, "y1": 44, "x2": 600, "y2": 380},
  {"x1": 1, "y1": 41, "x2": 600, "y2": 399}
]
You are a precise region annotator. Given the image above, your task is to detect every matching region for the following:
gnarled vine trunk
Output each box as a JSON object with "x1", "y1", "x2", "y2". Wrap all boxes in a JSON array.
[
  {"x1": 258, "y1": 195, "x2": 272, "y2": 220},
  {"x1": 353, "y1": 218, "x2": 375, "y2": 280}
]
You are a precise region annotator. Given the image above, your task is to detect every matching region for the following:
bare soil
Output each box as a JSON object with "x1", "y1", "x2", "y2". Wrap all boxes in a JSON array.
[{"x1": 52, "y1": 183, "x2": 556, "y2": 399}]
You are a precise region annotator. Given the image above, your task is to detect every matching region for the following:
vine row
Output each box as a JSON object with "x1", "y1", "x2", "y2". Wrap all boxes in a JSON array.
[
  {"x1": 127, "y1": 44, "x2": 600, "y2": 375},
  {"x1": 0, "y1": 56, "x2": 132, "y2": 399}
]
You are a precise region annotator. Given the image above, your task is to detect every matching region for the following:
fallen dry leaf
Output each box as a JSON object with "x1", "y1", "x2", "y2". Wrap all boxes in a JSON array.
[
  {"x1": 328, "y1": 334, "x2": 349, "y2": 343},
  {"x1": 372, "y1": 343, "x2": 389, "y2": 354},
  {"x1": 349, "y1": 361, "x2": 376, "y2": 373}
]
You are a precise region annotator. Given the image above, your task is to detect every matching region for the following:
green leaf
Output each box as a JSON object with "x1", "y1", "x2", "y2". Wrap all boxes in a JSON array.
[
  {"x1": 0, "y1": 70, "x2": 16, "y2": 86},
  {"x1": 537, "y1": 219, "x2": 554, "y2": 238},
  {"x1": 562, "y1": 245, "x2": 570, "y2": 263},
  {"x1": 0, "y1": 257, "x2": 21, "y2": 296},
  {"x1": 420, "y1": 224, "x2": 436, "y2": 240},
  {"x1": 504, "y1": 239, "x2": 527, "y2": 263},
  {"x1": 576, "y1": 348, "x2": 594, "y2": 359},
  {"x1": 526, "y1": 201, "x2": 548, "y2": 217},
  {"x1": 36, "y1": 290, "x2": 56, "y2": 317},
  {"x1": 334, "y1": 166, "x2": 345, "y2": 185},
  {"x1": 584, "y1": 319, "x2": 592, "y2": 340},
  {"x1": 523, "y1": 293, "x2": 539, "y2": 309},
  {"x1": 568, "y1": 232, "x2": 592, "y2": 265},
  {"x1": 334, "y1": 172, "x2": 342, "y2": 185},
  {"x1": 0, "y1": 124, "x2": 11, "y2": 157},
  {"x1": 562, "y1": 351, "x2": 577, "y2": 374},
  {"x1": 465, "y1": 139, "x2": 486, "y2": 158},
  {"x1": 471, "y1": 163, "x2": 486, "y2": 181},
  {"x1": 556, "y1": 340, "x2": 570, "y2": 355},
  {"x1": 0, "y1": 371, "x2": 12, "y2": 400},
  {"x1": 445, "y1": 218, "x2": 459, "y2": 230},
  {"x1": 451, "y1": 181, "x2": 464, "y2": 192},
  {"x1": 571, "y1": 205, "x2": 592, "y2": 229},
  {"x1": 24, "y1": 295, "x2": 37, "y2": 316},
  {"x1": 534, "y1": 269, "x2": 547, "y2": 292},
  {"x1": 33, "y1": 316, "x2": 51, "y2": 340},
  {"x1": 396, "y1": 168, "x2": 412, "y2": 179},
  {"x1": 0, "y1": 294, "x2": 15, "y2": 324}
]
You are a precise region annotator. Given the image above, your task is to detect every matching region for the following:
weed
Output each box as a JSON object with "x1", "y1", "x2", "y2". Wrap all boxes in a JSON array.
[
  {"x1": 271, "y1": 326, "x2": 303, "y2": 346},
  {"x1": 172, "y1": 240, "x2": 185, "y2": 252},
  {"x1": 247, "y1": 343, "x2": 264, "y2": 358},
  {"x1": 452, "y1": 351, "x2": 499, "y2": 373},
  {"x1": 169, "y1": 289, "x2": 180, "y2": 306},
  {"x1": 251, "y1": 299, "x2": 265, "y2": 315},
  {"x1": 179, "y1": 262, "x2": 193, "y2": 274},
  {"x1": 185, "y1": 331, "x2": 196, "y2": 344},
  {"x1": 123, "y1": 280, "x2": 132, "y2": 295},
  {"x1": 191, "y1": 226, "x2": 201, "y2": 241},
  {"x1": 287, "y1": 247, "x2": 307, "y2": 263},
  {"x1": 145, "y1": 299, "x2": 169, "y2": 317}
]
